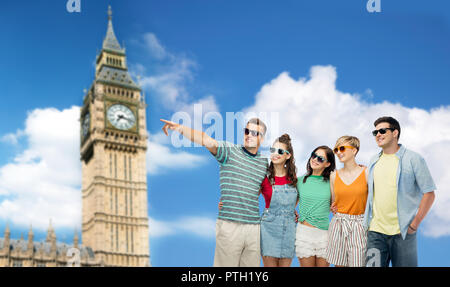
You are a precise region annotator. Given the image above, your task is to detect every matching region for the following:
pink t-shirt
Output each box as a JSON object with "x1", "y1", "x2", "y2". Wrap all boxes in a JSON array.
[{"x1": 260, "y1": 175, "x2": 292, "y2": 208}]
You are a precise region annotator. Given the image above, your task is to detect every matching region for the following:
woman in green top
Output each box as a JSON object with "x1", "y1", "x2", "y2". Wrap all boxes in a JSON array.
[{"x1": 296, "y1": 145, "x2": 335, "y2": 267}]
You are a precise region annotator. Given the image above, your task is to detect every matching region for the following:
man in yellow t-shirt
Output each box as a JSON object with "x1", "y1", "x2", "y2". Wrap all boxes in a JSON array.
[
  {"x1": 370, "y1": 153, "x2": 400, "y2": 235},
  {"x1": 364, "y1": 117, "x2": 436, "y2": 267}
]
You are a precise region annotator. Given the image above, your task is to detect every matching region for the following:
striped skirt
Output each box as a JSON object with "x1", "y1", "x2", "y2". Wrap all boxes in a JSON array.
[{"x1": 326, "y1": 212, "x2": 367, "y2": 267}]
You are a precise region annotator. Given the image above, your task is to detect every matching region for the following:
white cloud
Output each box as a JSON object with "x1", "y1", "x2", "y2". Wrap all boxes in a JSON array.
[
  {"x1": 0, "y1": 129, "x2": 24, "y2": 145},
  {"x1": 242, "y1": 65, "x2": 450, "y2": 237},
  {"x1": 132, "y1": 32, "x2": 219, "y2": 117},
  {"x1": 0, "y1": 108, "x2": 208, "y2": 231},
  {"x1": 148, "y1": 217, "x2": 176, "y2": 238},
  {"x1": 179, "y1": 95, "x2": 220, "y2": 117},
  {"x1": 146, "y1": 132, "x2": 208, "y2": 175},
  {"x1": 142, "y1": 33, "x2": 169, "y2": 60},
  {"x1": 0, "y1": 106, "x2": 81, "y2": 230},
  {"x1": 149, "y1": 216, "x2": 215, "y2": 239}
]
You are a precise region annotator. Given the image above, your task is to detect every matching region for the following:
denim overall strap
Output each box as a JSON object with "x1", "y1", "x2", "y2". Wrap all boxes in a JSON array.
[{"x1": 264, "y1": 183, "x2": 298, "y2": 218}]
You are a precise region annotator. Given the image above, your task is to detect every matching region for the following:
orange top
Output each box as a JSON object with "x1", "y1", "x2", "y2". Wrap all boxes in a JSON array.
[{"x1": 334, "y1": 168, "x2": 368, "y2": 215}]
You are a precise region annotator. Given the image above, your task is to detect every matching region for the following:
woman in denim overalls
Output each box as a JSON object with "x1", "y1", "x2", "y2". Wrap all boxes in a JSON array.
[
  {"x1": 260, "y1": 134, "x2": 298, "y2": 267},
  {"x1": 218, "y1": 134, "x2": 298, "y2": 267}
]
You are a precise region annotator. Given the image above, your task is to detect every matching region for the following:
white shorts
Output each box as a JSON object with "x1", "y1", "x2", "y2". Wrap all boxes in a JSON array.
[{"x1": 295, "y1": 223, "x2": 328, "y2": 259}]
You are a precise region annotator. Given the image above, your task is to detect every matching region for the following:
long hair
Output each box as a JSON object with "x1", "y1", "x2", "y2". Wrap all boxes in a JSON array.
[
  {"x1": 267, "y1": 134, "x2": 297, "y2": 187},
  {"x1": 303, "y1": 145, "x2": 335, "y2": 183}
]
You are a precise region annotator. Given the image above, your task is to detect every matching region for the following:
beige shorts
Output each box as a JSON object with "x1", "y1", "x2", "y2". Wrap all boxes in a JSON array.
[{"x1": 213, "y1": 219, "x2": 261, "y2": 267}]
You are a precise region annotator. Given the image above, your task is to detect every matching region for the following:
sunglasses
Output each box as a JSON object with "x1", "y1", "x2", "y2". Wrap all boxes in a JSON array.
[
  {"x1": 310, "y1": 152, "x2": 327, "y2": 163},
  {"x1": 333, "y1": 145, "x2": 355, "y2": 154},
  {"x1": 372, "y1": 127, "x2": 395, "y2": 136},
  {"x1": 244, "y1": 128, "x2": 262, "y2": 137},
  {"x1": 270, "y1": 147, "x2": 290, "y2": 155}
]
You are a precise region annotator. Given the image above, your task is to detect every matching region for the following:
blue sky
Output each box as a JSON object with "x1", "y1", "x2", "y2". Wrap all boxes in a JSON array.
[{"x1": 0, "y1": 0, "x2": 450, "y2": 267}]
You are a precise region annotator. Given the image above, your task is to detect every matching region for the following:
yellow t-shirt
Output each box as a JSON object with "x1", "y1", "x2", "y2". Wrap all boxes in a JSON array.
[{"x1": 369, "y1": 153, "x2": 401, "y2": 235}]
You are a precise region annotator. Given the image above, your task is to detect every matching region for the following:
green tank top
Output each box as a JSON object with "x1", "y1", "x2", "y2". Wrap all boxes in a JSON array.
[{"x1": 297, "y1": 175, "x2": 331, "y2": 230}]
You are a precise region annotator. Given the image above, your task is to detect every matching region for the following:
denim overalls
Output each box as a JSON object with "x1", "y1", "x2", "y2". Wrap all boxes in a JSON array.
[{"x1": 260, "y1": 183, "x2": 298, "y2": 258}]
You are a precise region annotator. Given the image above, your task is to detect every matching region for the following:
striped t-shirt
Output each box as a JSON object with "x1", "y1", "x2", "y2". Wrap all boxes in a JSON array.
[
  {"x1": 214, "y1": 141, "x2": 268, "y2": 224},
  {"x1": 297, "y1": 175, "x2": 331, "y2": 230}
]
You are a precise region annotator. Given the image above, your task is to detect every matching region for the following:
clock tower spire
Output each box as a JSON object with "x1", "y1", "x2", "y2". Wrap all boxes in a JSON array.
[{"x1": 80, "y1": 6, "x2": 150, "y2": 267}]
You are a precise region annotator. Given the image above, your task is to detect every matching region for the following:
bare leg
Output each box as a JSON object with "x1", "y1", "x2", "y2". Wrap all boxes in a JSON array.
[
  {"x1": 263, "y1": 256, "x2": 279, "y2": 267},
  {"x1": 278, "y1": 258, "x2": 293, "y2": 267},
  {"x1": 299, "y1": 256, "x2": 316, "y2": 267},
  {"x1": 315, "y1": 257, "x2": 330, "y2": 267}
]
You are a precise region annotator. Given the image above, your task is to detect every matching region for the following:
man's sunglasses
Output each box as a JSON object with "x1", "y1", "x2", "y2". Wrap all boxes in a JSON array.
[
  {"x1": 333, "y1": 145, "x2": 355, "y2": 154},
  {"x1": 270, "y1": 147, "x2": 290, "y2": 155},
  {"x1": 244, "y1": 128, "x2": 262, "y2": 137},
  {"x1": 310, "y1": 152, "x2": 327, "y2": 163},
  {"x1": 372, "y1": 127, "x2": 395, "y2": 137}
]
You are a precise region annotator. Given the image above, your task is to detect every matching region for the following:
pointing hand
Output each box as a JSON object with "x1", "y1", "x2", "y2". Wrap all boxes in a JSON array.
[{"x1": 160, "y1": 119, "x2": 181, "y2": 136}]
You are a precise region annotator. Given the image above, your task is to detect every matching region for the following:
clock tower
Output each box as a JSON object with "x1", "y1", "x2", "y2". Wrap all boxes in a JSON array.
[{"x1": 80, "y1": 6, "x2": 150, "y2": 267}]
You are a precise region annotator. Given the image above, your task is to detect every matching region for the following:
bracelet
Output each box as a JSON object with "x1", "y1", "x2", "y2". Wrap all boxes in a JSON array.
[{"x1": 409, "y1": 225, "x2": 417, "y2": 231}]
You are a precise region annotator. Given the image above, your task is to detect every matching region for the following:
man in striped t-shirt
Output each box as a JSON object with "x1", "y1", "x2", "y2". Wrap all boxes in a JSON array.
[{"x1": 161, "y1": 118, "x2": 268, "y2": 267}]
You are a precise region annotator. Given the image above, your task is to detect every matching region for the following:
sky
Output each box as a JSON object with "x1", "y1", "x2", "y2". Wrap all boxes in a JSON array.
[{"x1": 0, "y1": 0, "x2": 449, "y2": 267}]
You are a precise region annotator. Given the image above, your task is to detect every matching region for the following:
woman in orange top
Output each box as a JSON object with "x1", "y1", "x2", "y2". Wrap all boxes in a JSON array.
[{"x1": 326, "y1": 136, "x2": 368, "y2": 267}]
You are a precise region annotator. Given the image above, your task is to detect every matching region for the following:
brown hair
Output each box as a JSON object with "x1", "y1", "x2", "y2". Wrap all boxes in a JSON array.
[
  {"x1": 247, "y1": 118, "x2": 267, "y2": 136},
  {"x1": 374, "y1": 116, "x2": 401, "y2": 140},
  {"x1": 303, "y1": 145, "x2": 336, "y2": 183},
  {"x1": 267, "y1": 134, "x2": 297, "y2": 187}
]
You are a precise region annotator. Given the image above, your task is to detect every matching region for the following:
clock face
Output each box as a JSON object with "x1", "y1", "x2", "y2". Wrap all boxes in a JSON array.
[
  {"x1": 82, "y1": 113, "x2": 90, "y2": 137},
  {"x1": 106, "y1": 104, "x2": 136, "y2": 130}
]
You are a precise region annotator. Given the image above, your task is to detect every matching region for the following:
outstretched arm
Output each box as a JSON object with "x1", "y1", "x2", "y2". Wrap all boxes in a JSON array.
[{"x1": 160, "y1": 119, "x2": 219, "y2": 155}]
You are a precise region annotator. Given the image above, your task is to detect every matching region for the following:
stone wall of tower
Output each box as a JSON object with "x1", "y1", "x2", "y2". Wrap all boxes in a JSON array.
[
  {"x1": 80, "y1": 7, "x2": 150, "y2": 266},
  {"x1": 95, "y1": 52, "x2": 127, "y2": 76},
  {"x1": 81, "y1": 87, "x2": 149, "y2": 266}
]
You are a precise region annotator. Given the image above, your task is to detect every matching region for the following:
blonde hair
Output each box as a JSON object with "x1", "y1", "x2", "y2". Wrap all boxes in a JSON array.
[{"x1": 334, "y1": 136, "x2": 360, "y2": 154}]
